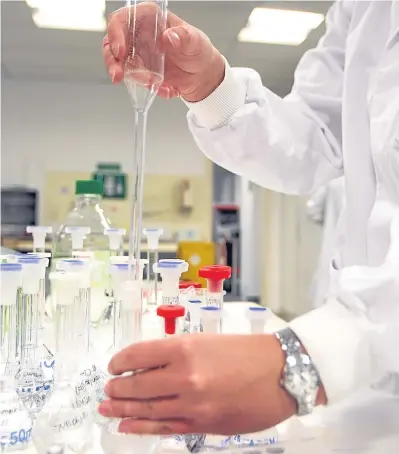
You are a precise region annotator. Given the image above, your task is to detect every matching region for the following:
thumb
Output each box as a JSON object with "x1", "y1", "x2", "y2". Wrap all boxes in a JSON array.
[{"x1": 163, "y1": 25, "x2": 213, "y2": 72}]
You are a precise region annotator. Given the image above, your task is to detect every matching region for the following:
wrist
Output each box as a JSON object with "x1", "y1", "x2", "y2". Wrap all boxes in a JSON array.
[{"x1": 182, "y1": 51, "x2": 225, "y2": 103}]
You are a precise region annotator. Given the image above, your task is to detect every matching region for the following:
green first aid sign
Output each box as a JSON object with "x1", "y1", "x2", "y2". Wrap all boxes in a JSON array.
[{"x1": 92, "y1": 163, "x2": 127, "y2": 199}]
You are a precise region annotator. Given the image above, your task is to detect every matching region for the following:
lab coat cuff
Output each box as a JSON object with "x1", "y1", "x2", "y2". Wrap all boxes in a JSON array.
[
  {"x1": 183, "y1": 57, "x2": 247, "y2": 129},
  {"x1": 289, "y1": 299, "x2": 372, "y2": 405}
]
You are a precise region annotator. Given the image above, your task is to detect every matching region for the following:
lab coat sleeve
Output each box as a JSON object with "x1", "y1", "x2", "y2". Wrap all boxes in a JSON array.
[{"x1": 184, "y1": 1, "x2": 352, "y2": 194}]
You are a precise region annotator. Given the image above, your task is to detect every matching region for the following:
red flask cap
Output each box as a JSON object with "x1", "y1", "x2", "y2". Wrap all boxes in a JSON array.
[
  {"x1": 157, "y1": 305, "x2": 185, "y2": 335},
  {"x1": 198, "y1": 265, "x2": 232, "y2": 292}
]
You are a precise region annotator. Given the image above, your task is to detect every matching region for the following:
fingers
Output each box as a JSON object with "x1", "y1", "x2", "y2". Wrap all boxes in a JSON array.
[
  {"x1": 98, "y1": 396, "x2": 182, "y2": 420},
  {"x1": 162, "y1": 25, "x2": 213, "y2": 73},
  {"x1": 107, "y1": 8, "x2": 128, "y2": 61},
  {"x1": 109, "y1": 338, "x2": 175, "y2": 375},
  {"x1": 118, "y1": 418, "x2": 191, "y2": 436},
  {"x1": 103, "y1": 36, "x2": 124, "y2": 84},
  {"x1": 105, "y1": 367, "x2": 180, "y2": 400},
  {"x1": 157, "y1": 85, "x2": 180, "y2": 99}
]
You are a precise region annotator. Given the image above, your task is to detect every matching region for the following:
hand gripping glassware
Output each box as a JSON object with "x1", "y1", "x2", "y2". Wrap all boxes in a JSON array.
[
  {"x1": 15, "y1": 257, "x2": 51, "y2": 420},
  {"x1": 0, "y1": 264, "x2": 33, "y2": 452},
  {"x1": 33, "y1": 272, "x2": 94, "y2": 454}
]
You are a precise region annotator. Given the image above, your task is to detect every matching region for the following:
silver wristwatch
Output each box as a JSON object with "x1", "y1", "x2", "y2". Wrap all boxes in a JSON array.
[{"x1": 274, "y1": 327, "x2": 321, "y2": 416}]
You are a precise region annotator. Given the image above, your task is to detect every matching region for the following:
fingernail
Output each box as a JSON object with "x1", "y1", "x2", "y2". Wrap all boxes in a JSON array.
[
  {"x1": 112, "y1": 43, "x2": 120, "y2": 59},
  {"x1": 98, "y1": 401, "x2": 111, "y2": 416},
  {"x1": 168, "y1": 31, "x2": 180, "y2": 49}
]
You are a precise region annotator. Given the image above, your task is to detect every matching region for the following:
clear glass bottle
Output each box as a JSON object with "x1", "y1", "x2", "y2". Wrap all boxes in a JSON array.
[{"x1": 52, "y1": 180, "x2": 112, "y2": 326}]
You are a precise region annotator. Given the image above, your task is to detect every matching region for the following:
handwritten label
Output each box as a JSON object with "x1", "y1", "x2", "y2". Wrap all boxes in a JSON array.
[
  {"x1": 0, "y1": 428, "x2": 32, "y2": 447},
  {"x1": 52, "y1": 411, "x2": 89, "y2": 433}
]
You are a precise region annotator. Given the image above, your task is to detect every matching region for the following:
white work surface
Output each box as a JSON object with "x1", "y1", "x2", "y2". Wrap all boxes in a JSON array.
[{"x1": 47, "y1": 303, "x2": 399, "y2": 453}]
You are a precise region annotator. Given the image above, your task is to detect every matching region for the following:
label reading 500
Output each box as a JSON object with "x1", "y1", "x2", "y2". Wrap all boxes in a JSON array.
[{"x1": 0, "y1": 428, "x2": 32, "y2": 447}]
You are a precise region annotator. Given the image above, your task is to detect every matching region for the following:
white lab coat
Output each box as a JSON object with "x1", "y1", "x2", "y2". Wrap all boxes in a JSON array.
[
  {"x1": 184, "y1": 1, "x2": 399, "y2": 404},
  {"x1": 307, "y1": 177, "x2": 345, "y2": 309}
]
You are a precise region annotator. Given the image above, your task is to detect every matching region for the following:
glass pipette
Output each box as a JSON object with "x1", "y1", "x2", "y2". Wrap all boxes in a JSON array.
[
  {"x1": 143, "y1": 228, "x2": 163, "y2": 310},
  {"x1": 33, "y1": 271, "x2": 94, "y2": 454},
  {"x1": 0, "y1": 263, "x2": 33, "y2": 452},
  {"x1": 124, "y1": 0, "x2": 167, "y2": 283},
  {"x1": 15, "y1": 256, "x2": 52, "y2": 420},
  {"x1": 100, "y1": 280, "x2": 160, "y2": 454}
]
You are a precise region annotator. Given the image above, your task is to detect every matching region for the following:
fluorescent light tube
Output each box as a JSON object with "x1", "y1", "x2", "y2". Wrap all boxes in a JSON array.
[
  {"x1": 27, "y1": 0, "x2": 106, "y2": 31},
  {"x1": 238, "y1": 8, "x2": 324, "y2": 45}
]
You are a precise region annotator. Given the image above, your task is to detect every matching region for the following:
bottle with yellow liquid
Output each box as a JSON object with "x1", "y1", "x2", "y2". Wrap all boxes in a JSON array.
[{"x1": 52, "y1": 180, "x2": 112, "y2": 327}]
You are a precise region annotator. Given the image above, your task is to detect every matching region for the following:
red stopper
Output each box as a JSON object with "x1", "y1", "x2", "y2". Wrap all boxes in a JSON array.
[
  {"x1": 157, "y1": 305, "x2": 185, "y2": 335},
  {"x1": 198, "y1": 265, "x2": 232, "y2": 293},
  {"x1": 179, "y1": 281, "x2": 202, "y2": 289}
]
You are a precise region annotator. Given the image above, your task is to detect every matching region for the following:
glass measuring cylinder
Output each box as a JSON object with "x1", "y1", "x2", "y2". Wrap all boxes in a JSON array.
[{"x1": 0, "y1": 263, "x2": 33, "y2": 453}]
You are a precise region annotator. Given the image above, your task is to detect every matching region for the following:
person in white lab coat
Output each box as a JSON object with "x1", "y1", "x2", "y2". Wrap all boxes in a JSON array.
[
  {"x1": 100, "y1": 1, "x2": 399, "y2": 437},
  {"x1": 307, "y1": 177, "x2": 345, "y2": 308}
]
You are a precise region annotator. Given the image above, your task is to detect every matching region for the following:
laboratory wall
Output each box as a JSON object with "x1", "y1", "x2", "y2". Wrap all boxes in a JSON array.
[
  {"x1": 1, "y1": 77, "x2": 213, "y2": 238},
  {"x1": 260, "y1": 189, "x2": 323, "y2": 318}
]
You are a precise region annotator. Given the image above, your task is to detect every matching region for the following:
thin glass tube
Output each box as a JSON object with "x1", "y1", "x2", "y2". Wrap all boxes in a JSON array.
[
  {"x1": 125, "y1": 0, "x2": 167, "y2": 286},
  {"x1": 127, "y1": 109, "x2": 147, "y2": 283},
  {"x1": 55, "y1": 303, "x2": 78, "y2": 383},
  {"x1": 147, "y1": 249, "x2": 159, "y2": 308},
  {"x1": 19, "y1": 294, "x2": 39, "y2": 369},
  {"x1": 77, "y1": 288, "x2": 91, "y2": 354},
  {"x1": 0, "y1": 304, "x2": 17, "y2": 379}
]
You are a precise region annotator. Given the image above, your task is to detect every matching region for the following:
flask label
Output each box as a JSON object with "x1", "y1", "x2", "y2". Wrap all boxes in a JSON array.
[{"x1": 0, "y1": 428, "x2": 32, "y2": 447}]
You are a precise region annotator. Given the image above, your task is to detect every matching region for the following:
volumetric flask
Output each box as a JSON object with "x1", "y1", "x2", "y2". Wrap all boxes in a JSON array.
[{"x1": 124, "y1": 0, "x2": 167, "y2": 111}]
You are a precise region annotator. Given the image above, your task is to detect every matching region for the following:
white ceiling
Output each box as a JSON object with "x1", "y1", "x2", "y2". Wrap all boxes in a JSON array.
[{"x1": 1, "y1": 0, "x2": 333, "y2": 96}]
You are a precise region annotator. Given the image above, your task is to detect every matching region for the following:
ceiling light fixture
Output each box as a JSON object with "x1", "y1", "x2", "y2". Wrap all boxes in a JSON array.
[
  {"x1": 238, "y1": 8, "x2": 325, "y2": 45},
  {"x1": 26, "y1": 0, "x2": 106, "y2": 32}
]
